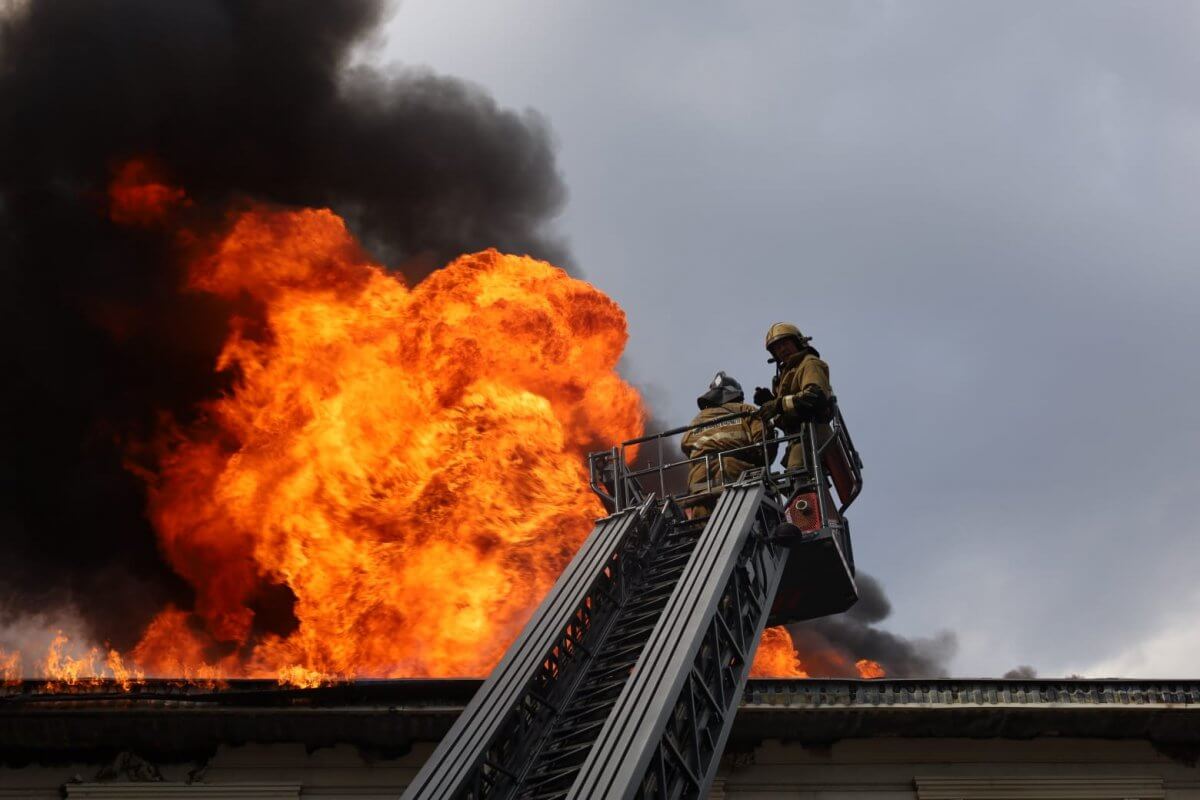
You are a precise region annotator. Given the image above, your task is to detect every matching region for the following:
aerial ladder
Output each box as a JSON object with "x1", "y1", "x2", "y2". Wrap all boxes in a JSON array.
[{"x1": 402, "y1": 403, "x2": 864, "y2": 800}]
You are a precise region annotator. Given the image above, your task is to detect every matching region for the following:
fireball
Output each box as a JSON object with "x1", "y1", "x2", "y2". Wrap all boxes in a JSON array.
[{"x1": 130, "y1": 204, "x2": 645, "y2": 679}]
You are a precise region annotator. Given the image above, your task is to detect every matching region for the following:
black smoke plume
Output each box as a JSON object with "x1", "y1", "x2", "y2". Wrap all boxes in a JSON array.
[
  {"x1": 0, "y1": 0, "x2": 567, "y2": 650},
  {"x1": 787, "y1": 573, "x2": 957, "y2": 678}
]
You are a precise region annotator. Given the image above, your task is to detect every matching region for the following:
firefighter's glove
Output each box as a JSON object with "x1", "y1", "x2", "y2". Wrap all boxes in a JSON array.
[
  {"x1": 792, "y1": 388, "x2": 830, "y2": 422},
  {"x1": 753, "y1": 386, "x2": 774, "y2": 406},
  {"x1": 755, "y1": 398, "x2": 780, "y2": 421}
]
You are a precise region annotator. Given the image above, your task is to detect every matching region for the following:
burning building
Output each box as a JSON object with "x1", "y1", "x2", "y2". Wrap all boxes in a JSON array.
[
  {"x1": 0, "y1": 0, "x2": 918, "y2": 686},
  {"x1": 8, "y1": 3, "x2": 1194, "y2": 797}
]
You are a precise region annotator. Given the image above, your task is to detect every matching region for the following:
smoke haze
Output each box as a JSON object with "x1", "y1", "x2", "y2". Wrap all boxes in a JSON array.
[{"x1": 789, "y1": 574, "x2": 957, "y2": 678}]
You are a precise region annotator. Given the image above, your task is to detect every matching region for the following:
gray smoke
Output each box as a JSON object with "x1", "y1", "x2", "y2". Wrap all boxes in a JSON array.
[
  {"x1": 1003, "y1": 665, "x2": 1038, "y2": 680},
  {"x1": 787, "y1": 573, "x2": 958, "y2": 678}
]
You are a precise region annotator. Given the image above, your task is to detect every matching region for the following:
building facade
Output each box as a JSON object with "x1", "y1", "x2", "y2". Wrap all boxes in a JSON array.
[{"x1": 1, "y1": 679, "x2": 1197, "y2": 798}]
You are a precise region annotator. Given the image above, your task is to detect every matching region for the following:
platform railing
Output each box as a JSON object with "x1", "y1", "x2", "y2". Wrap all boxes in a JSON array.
[{"x1": 587, "y1": 399, "x2": 862, "y2": 517}]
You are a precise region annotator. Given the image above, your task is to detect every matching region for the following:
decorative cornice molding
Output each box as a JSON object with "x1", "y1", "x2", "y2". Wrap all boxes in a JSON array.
[
  {"x1": 744, "y1": 681, "x2": 1200, "y2": 710},
  {"x1": 915, "y1": 776, "x2": 1165, "y2": 799},
  {"x1": 64, "y1": 784, "x2": 300, "y2": 799}
]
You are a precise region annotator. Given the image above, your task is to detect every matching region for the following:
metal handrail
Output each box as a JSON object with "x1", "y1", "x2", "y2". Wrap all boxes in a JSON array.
[{"x1": 588, "y1": 399, "x2": 863, "y2": 515}]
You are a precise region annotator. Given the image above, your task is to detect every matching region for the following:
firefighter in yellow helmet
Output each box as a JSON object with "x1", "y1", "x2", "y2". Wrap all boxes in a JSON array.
[
  {"x1": 680, "y1": 371, "x2": 774, "y2": 518},
  {"x1": 753, "y1": 323, "x2": 833, "y2": 475}
]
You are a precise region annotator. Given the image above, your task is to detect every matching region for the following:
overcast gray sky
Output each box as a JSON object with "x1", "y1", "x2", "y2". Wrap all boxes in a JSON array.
[{"x1": 375, "y1": 1, "x2": 1200, "y2": 677}]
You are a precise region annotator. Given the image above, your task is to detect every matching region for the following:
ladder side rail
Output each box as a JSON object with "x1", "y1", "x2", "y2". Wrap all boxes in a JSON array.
[
  {"x1": 632, "y1": 490, "x2": 787, "y2": 799},
  {"x1": 672, "y1": 494, "x2": 792, "y2": 796},
  {"x1": 565, "y1": 487, "x2": 752, "y2": 798},
  {"x1": 503, "y1": 501, "x2": 683, "y2": 795},
  {"x1": 587, "y1": 483, "x2": 755, "y2": 772},
  {"x1": 484, "y1": 496, "x2": 674, "y2": 796},
  {"x1": 635, "y1": 487, "x2": 788, "y2": 799},
  {"x1": 402, "y1": 500, "x2": 655, "y2": 800},
  {"x1": 566, "y1": 482, "x2": 776, "y2": 800},
  {"x1": 649, "y1": 496, "x2": 788, "y2": 799}
]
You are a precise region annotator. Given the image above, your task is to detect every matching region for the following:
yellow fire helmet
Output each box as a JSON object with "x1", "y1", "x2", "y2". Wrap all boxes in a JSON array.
[{"x1": 764, "y1": 322, "x2": 812, "y2": 351}]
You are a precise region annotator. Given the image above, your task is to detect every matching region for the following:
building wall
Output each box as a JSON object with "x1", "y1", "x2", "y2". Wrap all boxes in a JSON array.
[
  {"x1": 0, "y1": 737, "x2": 1197, "y2": 799},
  {"x1": 0, "y1": 743, "x2": 432, "y2": 799},
  {"x1": 716, "y1": 738, "x2": 1200, "y2": 800}
]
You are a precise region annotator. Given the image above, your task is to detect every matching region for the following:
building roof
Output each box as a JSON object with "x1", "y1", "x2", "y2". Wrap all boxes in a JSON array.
[{"x1": 1, "y1": 679, "x2": 1197, "y2": 765}]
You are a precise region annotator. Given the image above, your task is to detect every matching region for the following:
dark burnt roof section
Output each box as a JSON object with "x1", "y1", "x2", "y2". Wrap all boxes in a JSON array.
[
  {"x1": 0, "y1": 678, "x2": 482, "y2": 766},
  {"x1": 0, "y1": 678, "x2": 1197, "y2": 766},
  {"x1": 0, "y1": 677, "x2": 482, "y2": 708}
]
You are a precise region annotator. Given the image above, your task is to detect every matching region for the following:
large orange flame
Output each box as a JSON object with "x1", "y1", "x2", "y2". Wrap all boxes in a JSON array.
[
  {"x1": 0, "y1": 648, "x2": 19, "y2": 687},
  {"x1": 130, "y1": 205, "x2": 645, "y2": 679},
  {"x1": 750, "y1": 626, "x2": 809, "y2": 677},
  {"x1": 856, "y1": 658, "x2": 886, "y2": 679},
  {"x1": 4, "y1": 162, "x2": 876, "y2": 688},
  {"x1": 749, "y1": 627, "x2": 889, "y2": 679}
]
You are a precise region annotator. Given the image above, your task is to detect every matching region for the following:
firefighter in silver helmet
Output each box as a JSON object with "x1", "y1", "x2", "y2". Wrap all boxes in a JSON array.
[
  {"x1": 680, "y1": 371, "x2": 773, "y2": 517},
  {"x1": 754, "y1": 323, "x2": 833, "y2": 474}
]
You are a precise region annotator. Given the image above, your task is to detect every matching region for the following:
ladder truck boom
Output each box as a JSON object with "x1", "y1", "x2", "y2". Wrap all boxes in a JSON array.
[{"x1": 402, "y1": 403, "x2": 864, "y2": 800}]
